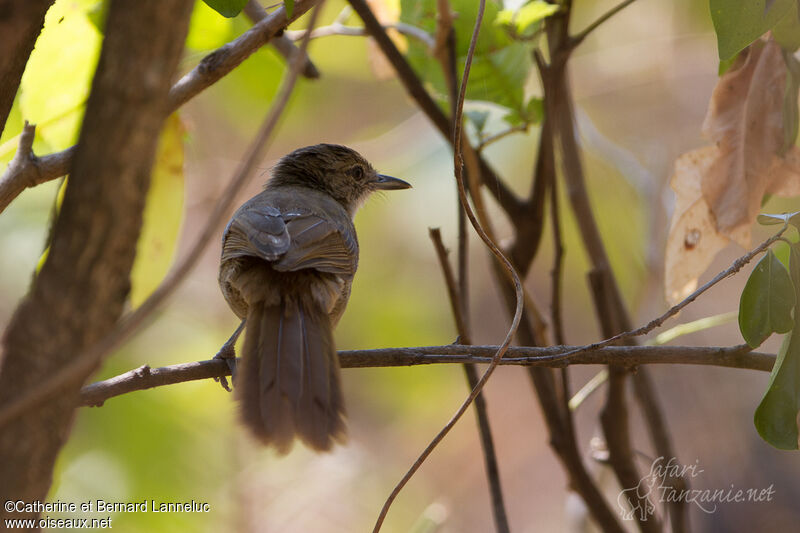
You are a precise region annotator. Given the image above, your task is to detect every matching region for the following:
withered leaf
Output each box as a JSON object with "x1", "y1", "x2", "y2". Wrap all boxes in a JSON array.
[{"x1": 665, "y1": 38, "x2": 800, "y2": 304}]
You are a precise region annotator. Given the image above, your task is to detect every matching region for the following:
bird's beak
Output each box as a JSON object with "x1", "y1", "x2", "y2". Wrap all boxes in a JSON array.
[{"x1": 374, "y1": 174, "x2": 412, "y2": 190}]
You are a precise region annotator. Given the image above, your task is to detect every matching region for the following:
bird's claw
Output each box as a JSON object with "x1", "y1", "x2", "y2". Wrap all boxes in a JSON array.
[{"x1": 213, "y1": 343, "x2": 237, "y2": 393}]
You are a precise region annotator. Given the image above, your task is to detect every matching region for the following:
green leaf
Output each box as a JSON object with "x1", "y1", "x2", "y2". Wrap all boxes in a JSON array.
[
  {"x1": 129, "y1": 114, "x2": 186, "y2": 308},
  {"x1": 19, "y1": 0, "x2": 102, "y2": 152},
  {"x1": 495, "y1": 0, "x2": 559, "y2": 35},
  {"x1": 201, "y1": 0, "x2": 248, "y2": 18},
  {"x1": 502, "y1": 110, "x2": 525, "y2": 127},
  {"x1": 87, "y1": 0, "x2": 109, "y2": 33},
  {"x1": 525, "y1": 96, "x2": 544, "y2": 123},
  {"x1": 464, "y1": 43, "x2": 530, "y2": 113},
  {"x1": 718, "y1": 49, "x2": 742, "y2": 75},
  {"x1": 754, "y1": 243, "x2": 800, "y2": 449},
  {"x1": 400, "y1": 0, "x2": 531, "y2": 116},
  {"x1": 710, "y1": 0, "x2": 794, "y2": 60},
  {"x1": 285, "y1": 0, "x2": 294, "y2": 18},
  {"x1": 773, "y1": 0, "x2": 800, "y2": 50},
  {"x1": 739, "y1": 249, "x2": 796, "y2": 347},
  {"x1": 186, "y1": 0, "x2": 236, "y2": 51},
  {"x1": 465, "y1": 110, "x2": 490, "y2": 134}
]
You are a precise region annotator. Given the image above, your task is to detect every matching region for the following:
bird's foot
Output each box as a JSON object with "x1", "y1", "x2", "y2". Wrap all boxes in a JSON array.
[{"x1": 213, "y1": 343, "x2": 238, "y2": 393}]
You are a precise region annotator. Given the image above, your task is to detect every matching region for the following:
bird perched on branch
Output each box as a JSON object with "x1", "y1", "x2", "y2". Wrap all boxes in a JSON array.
[{"x1": 217, "y1": 144, "x2": 411, "y2": 452}]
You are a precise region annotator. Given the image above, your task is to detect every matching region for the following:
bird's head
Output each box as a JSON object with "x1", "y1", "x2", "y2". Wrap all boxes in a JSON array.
[{"x1": 269, "y1": 144, "x2": 411, "y2": 213}]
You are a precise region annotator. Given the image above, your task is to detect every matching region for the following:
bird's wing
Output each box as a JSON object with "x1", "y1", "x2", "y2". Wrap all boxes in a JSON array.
[
  {"x1": 221, "y1": 205, "x2": 290, "y2": 262},
  {"x1": 222, "y1": 204, "x2": 357, "y2": 276},
  {"x1": 274, "y1": 210, "x2": 357, "y2": 275}
]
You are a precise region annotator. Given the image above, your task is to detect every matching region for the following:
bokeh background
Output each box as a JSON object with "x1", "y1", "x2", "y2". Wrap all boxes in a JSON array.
[{"x1": 1, "y1": 0, "x2": 799, "y2": 531}]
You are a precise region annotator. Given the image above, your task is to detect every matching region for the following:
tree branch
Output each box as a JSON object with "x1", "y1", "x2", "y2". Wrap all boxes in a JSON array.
[
  {"x1": 79, "y1": 345, "x2": 774, "y2": 407},
  {"x1": 0, "y1": 0, "x2": 53, "y2": 135},
  {"x1": 0, "y1": 3, "x2": 322, "y2": 433},
  {"x1": 0, "y1": 0, "x2": 195, "y2": 515},
  {"x1": 286, "y1": 22, "x2": 436, "y2": 48},
  {"x1": 0, "y1": 0, "x2": 319, "y2": 215}
]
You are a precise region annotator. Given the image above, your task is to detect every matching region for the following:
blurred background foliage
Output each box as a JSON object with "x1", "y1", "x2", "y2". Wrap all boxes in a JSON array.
[{"x1": 2, "y1": 0, "x2": 800, "y2": 531}]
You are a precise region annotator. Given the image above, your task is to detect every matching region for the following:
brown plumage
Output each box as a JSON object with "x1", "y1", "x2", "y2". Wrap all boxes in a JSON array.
[{"x1": 218, "y1": 144, "x2": 410, "y2": 452}]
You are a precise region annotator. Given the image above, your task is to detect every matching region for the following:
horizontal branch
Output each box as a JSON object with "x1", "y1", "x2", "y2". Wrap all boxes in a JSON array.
[
  {"x1": 0, "y1": 0, "x2": 319, "y2": 214},
  {"x1": 80, "y1": 344, "x2": 773, "y2": 407},
  {"x1": 286, "y1": 22, "x2": 435, "y2": 48}
]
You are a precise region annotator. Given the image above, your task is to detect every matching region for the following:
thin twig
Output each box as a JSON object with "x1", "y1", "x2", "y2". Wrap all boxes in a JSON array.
[
  {"x1": 549, "y1": 163, "x2": 565, "y2": 347},
  {"x1": 78, "y1": 344, "x2": 775, "y2": 407},
  {"x1": 538, "y1": 225, "x2": 788, "y2": 364},
  {"x1": 0, "y1": 0, "x2": 319, "y2": 215},
  {"x1": 373, "y1": 2, "x2": 524, "y2": 530},
  {"x1": 569, "y1": 0, "x2": 639, "y2": 49},
  {"x1": 243, "y1": 0, "x2": 320, "y2": 79},
  {"x1": 549, "y1": 152, "x2": 576, "y2": 458},
  {"x1": 477, "y1": 124, "x2": 529, "y2": 151},
  {"x1": 429, "y1": 229, "x2": 470, "y2": 339},
  {"x1": 286, "y1": 22, "x2": 436, "y2": 48},
  {"x1": 432, "y1": 15, "x2": 507, "y2": 529},
  {"x1": 0, "y1": 3, "x2": 324, "y2": 431},
  {"x1": 429, "y1": 228, "x2": 510, "y2": 533}
]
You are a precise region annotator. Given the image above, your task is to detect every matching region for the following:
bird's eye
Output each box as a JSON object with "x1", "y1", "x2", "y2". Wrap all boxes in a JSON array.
[{"x1": 350, "y1": 166, "x2": 364, "y2": 180}]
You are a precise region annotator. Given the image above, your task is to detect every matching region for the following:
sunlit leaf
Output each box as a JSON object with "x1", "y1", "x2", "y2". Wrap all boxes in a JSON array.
[
  {"x1": 201, "y1": 0, "x2": 248, "y2": 18},
  {"x1": 186, "y1": 0, "x2": 236, "y2": 51},
  {"x1": 495, "y1": 0, "x2": 559, "y2": 35},
  {"x1": 754, "y1": 243, "x2": 800, "y2": 449},
  {"x1": 739, "y1": 249, "x2": 795, "y2": 347},
  {"x1": 710, "y1": 0, "x2": 794, "y2": 59},
  {"x1": 87, "y1": 0, "x2": 109, "y2": 32},
  {"x1": 129, "y1": 114, "x2": 186, "y2": 308},
  {"x1": 19, "y1": 0, "x2": 102, "y2": 151}
]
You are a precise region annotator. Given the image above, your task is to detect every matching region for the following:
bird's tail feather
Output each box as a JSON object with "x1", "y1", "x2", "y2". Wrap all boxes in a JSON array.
[{"x1": 237, "y1": 299, "x2": 345, "y2": 453}]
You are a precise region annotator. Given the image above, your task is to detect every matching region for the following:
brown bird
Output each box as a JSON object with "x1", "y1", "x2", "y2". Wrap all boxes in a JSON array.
[{"x1": 218, "y1": 144, "x2": 411, "y2": 452}]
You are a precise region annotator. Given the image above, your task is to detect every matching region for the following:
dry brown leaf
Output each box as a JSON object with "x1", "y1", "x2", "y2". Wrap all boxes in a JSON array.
[
  {"x1": 701, "y1": 39, "x2": 786, "y2": 237},
  {"x1": 665, "y1": 147, "x2": 732, "y2": 304},
  {"x1": 664, "y1": 38, "x2": 800, "y2": 304}
]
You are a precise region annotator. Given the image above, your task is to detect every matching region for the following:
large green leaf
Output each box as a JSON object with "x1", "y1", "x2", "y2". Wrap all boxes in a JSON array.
[
  {"x1": 754, "y1": 243, "x2": 800, "y2": 449},
  {"x1": 15, "y1": 0, "x2": 102, "y2": 155},
  {"x1": 400, "y1": 0, "x2": 532, "y2": 116},
  {"x1": 739, "y1": 249, "x2": 796, "y2": 347},
  {"x1": 710, "y1": 0, "x2": 795, "y2": 60},
  {"x1": 129, "y1": 114, "x2": 186, "y2": 308},
  {"x1": 201, "y1": 0, "x2": 248, "y2": 18}
]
